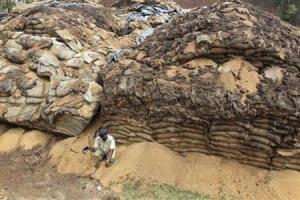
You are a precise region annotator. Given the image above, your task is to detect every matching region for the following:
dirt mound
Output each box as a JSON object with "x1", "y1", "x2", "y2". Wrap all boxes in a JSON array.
[
  {"x1": 0, "y1": 128, "x2": 51, "y2": 153},
  {"x1": 0, "y1": 128, "x2": 25, "y2": 153},
  {"x1": 100, "y1": 0, "x2": 300, "y2": 170},
  {"x1": 19, "y1": 130, "x2": 50, "y2": 151},
  {"x1": 49, "y1": 115, "x2": 103, "y2": 176},
  {"x1": 91, "y1": 142, "x2": 300, "y2": 200},
  {"x1": 94, "y1": 142, "x2": 183, "y2": 185},
  {"x1": 49, "y1": 137, "x2": 78, "y2": 166},
  {"x1": 46, "y1": 138, "x2": 300, "y2": 199}
]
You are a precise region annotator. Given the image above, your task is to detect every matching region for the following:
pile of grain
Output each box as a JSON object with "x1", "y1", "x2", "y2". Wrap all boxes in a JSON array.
[
  {"x1": 0, "y1": 126, "x2": 50, "y2": 154},
  {"x1": 90, "y1": 142, "x2": 300, "y2": 200}
]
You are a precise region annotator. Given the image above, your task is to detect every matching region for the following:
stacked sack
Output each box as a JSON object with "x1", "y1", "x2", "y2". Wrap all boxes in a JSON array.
[{"x1": 100, "y1": 0, "x2": 300, "y2": 170}]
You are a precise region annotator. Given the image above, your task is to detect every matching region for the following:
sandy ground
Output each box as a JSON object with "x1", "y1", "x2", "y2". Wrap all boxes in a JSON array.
[
  {"x1": 1, "y1": 138, "x2": 300, "y2": 200},
  {"x1": 94, "y1": 142, "x2": 300, "y2": 200},
  {"x1": 0, "y1": 117, "x2": 300, "y2": 200}
]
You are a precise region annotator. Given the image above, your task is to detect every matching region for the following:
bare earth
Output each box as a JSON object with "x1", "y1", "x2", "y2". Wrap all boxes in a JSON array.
[
  {"x1": 1, "y1": 141, "x2": 300, "y2": 200},
  {"x1": 0, "y1": 145, "x2": 117, "y2": 200}
]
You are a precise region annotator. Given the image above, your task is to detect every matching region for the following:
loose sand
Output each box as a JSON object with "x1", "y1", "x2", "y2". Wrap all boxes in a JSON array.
[
  {"x1": 19, "y1": 130, "x2": 50, "y2": 151},
  {"x1": 1, "y1": 117, "x2": 299, "y2": 200},
  {"x1": 49, "y1": 115, "x2": 103, "y2": 176},
  {"x1": 49, "y1": 136, "x2": 300, "y2": 200},
  {"x1": 219, "y1": 58, "x2": 260, "y2": 96},
  {"x1": 0, "y1": 128, "x2": 25, "y2": 153}
]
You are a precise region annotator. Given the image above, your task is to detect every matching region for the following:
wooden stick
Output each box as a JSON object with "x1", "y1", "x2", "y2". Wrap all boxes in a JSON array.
[{"x1": 88, "y1": 135, "x2": 94, "y2": 167}]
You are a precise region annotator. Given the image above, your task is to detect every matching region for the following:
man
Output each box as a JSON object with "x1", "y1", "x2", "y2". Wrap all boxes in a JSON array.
[{"x1": 82, "y1": 128, "x2": 116, "y2": 167}]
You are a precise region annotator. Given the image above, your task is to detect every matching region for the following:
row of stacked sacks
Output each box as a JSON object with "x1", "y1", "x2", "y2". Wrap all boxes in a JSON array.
[{"x1": 101, "y1": 115, "x2": 300, "y2": 170}]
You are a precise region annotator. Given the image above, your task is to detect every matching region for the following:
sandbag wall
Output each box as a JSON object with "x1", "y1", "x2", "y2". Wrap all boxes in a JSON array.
[
  {"x1": 101, "y1": 115, "x2": 300, "y2": 171},
  {"x1": 99, "y1": 0, "x2": 300, "y2": 171}
]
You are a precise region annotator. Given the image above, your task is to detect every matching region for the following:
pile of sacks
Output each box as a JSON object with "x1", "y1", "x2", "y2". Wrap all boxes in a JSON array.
[
  {"x1": 0, "y1": 0, "x2": 184, "y2": 136},
  {"x1": 100, "y1": 0, "x2": 300, "y2": 170},
  {"x1": 0, "y1": 1, "x2": 130, "y2": 136}
]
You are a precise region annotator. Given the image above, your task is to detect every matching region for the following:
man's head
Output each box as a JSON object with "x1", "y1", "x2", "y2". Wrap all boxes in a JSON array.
[{"x1": 98, "y1": 128, "x2": 108, "y2": 141}]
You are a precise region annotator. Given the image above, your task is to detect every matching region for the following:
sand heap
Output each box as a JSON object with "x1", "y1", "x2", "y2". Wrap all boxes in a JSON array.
[
  {"x1": 95, "y1": 142, "x2": 300, "y2": 200},
  {"x1": 46, "y1": 139, "x2": 300, "y2": 199},
  {"x1": 0, "y1": 125, "x2": 50, "y2": 153},
  {"x1": 100, "y1": 0, "x2": 300, "y2": 170},
  {"x1": 48, "y1": 115, "x2": 103, "y2": 176},
  {"x1": 0, "y1": 1, "x2": 136, "y2": 136}
]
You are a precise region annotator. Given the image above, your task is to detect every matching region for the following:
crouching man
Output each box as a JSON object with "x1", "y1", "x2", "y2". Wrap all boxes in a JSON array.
[{"x1": 82, "y1": 128, "x2": 116, "y2": 167}]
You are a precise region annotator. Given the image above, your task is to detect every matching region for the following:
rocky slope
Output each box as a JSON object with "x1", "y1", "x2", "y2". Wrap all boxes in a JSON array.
[{"x1": 100, "y1": 0, "x2": 300, "y2": 170}]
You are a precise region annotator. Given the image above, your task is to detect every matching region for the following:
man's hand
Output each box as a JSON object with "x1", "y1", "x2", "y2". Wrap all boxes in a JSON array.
[
  {"x1": 82, "y1": 146, "x2": 90, "y2": 154},
  {"x1": 105, "y1": 160, "x2": 111, "y2": 167}
]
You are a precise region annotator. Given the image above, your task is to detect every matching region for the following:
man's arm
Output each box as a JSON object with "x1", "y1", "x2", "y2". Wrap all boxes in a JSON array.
[
  {"x1": 106, "y1": 149, "x2": 115, "y2": 162},
  {"x1": 82, "y1": 136, "x2": 98, "y2": 153},
  {"x1": 105, "y1": 136, "x2": 116, "y2": 166},
  {"x1": 91, "y1": 137, "x2": 99, "y2": 152}
]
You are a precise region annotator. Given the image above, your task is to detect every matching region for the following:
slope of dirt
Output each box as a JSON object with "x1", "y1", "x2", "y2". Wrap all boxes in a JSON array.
[
  {"x1": 1, "y1": 130, "x2": 300, "y2": 200},
  {"x1": 93, "y1": 142, "x2": 300, "y2": 200},
  {"x1": 0, "y1": 128, "x2": 26, "y2": 153},
  {"x1": 48, "y1": 140, "x2": 300, "y2": 200},
  {"x1": 48, "y1": 114, "x2": 103, "y2": 176}
]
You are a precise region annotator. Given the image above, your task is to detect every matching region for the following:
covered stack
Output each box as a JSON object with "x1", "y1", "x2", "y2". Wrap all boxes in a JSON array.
[
  {"x1": 0, "y1": 2, "x2": 125, "y2": 136},
  {"x1": 101, "y1": 0, "x2": 300, "y2": 170}
]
